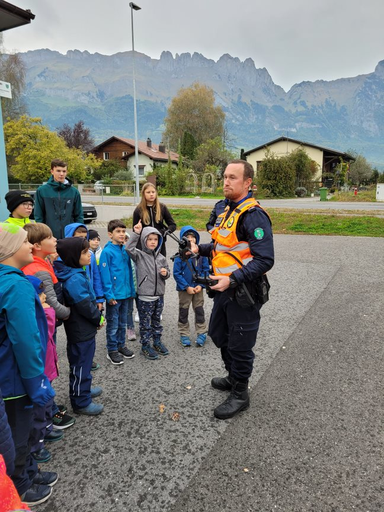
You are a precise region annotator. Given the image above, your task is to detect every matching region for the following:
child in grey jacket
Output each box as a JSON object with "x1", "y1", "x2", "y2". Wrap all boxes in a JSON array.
[{"x1": 126, "y1": 221, "x2": 170, "y2": 360}]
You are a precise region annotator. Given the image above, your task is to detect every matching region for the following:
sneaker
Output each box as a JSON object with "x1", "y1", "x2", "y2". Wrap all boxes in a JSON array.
[
  {"x1": 141, "y1": 344, "x2": 159, "y2": 360},
  {"x1": 107, "y1": 350, "x2": 124, "y2": 365},
  {"x1": 127, "y1": 328, "x2": 136, "y2": 341},
  {"x1": 91, "y1": 360, "x2": 100, "y2": 371},
  {"x1": 196, "y1": 333, "x2": 207, "y2": 347},
  {"x1": 91, "y1": 386, "x2": 103, "y2": 398},
  {"x1": 22, "y1": 484, "x2": 52, "y2": 506},
  {"x1": 33, "y1": 470, "x2": 59, "y2": 487},
  {"x1": 44, "y1": 430, "x2": 64, "y2": 443},
  {"x1": 73, "y1": 401, "x2": 104, "y2": 416},
  {"x1": 153, "y1": 341, "x2": 169, "y2": 356},
  {"x1": 180, "y1": 335, "x2": 191, "y2": 347},
  {"x1": 134, "y1": 311, "x2": 139, "y2": 323},
  {"x1": 118, "y1": 346, "x2": 135, "y2": 359},
  {"x1": 52, "y1": 411, "x2": 76, "y2": 430},
  {"x1": 31, "y1": 447, "x2": 51, "y2": 463}
]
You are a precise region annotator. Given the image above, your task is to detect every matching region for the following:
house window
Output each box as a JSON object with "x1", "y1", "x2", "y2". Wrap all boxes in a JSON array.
[
  {"x1": 122, "y1": 151, "x2": 128, "y2": 157},
  {"x1": 134, "y1": 165, "x2": 146, "y2": 177},
  {"x1": 103, "y1": 152, "x2": 110, "y2": 160}
]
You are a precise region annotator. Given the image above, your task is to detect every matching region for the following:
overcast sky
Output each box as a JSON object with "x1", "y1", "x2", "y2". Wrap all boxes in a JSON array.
[{"x1": 3, "y1": 0, "x2": 384, "y2": 91}]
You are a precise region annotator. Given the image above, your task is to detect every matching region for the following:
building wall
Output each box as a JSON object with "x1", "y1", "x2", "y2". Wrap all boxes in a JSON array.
[
  {"x1": 246, "y1": 140, "x2": 323, "y2": 180},
  {"x1": 93, "y1": 140, "x2": 134, "y2": 165}
]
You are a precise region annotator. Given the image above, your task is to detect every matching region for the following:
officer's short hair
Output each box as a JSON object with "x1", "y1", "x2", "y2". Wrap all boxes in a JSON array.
[{"x1": 228, "y1": 159, "x2": 254, "y2": 181}]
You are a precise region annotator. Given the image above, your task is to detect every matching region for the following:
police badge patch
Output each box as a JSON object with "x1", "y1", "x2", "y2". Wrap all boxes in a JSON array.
[{"x1": 254, "y1": 228, "x2": 264, "y2": 240}]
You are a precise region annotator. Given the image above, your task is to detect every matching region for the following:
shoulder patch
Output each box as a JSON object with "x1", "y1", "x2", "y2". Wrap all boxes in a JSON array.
[
  {"x1": 254, "y1": 228, "x2": 264, "y2": 240},
  {"x1": 102, "y1": 262, "x2": 107, "y2": 267}
]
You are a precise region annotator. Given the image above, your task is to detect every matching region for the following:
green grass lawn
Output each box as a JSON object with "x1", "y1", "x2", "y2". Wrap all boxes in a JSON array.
[{"x1": 124, "y1": 208, "x2": 384, "y2": 237}]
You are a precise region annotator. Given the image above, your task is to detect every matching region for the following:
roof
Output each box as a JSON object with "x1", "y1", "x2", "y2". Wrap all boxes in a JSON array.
[
  {"x1": 243, "y1": 136, "x2": 355, "y2": 161},
  {"x1": 0, "y1": 0, "x2": 35, "y2": 32},
  {"x1": 92, "y1": 136, "x2": 179, "y2": 163}
]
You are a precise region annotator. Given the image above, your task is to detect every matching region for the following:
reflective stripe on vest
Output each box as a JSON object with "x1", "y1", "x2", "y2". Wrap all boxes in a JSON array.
[{"x1": 211, "y1": 198, "x2": 267, "y2": 276}]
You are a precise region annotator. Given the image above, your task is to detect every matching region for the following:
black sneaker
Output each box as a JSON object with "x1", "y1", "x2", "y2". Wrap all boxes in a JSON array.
[
  {"x1": 57, "y1": 404, "x2": 67, "y2": 414},
  {"x1": 118, "y1": 346, "x2": 135, "y2": 359},
  {"x1": 33, "y1": 470, "x2": 59, "y2": 487},
  {"x1": 52, "y1": 411, "x2": 76, "y2": 430},
  {"x1": 107, "y1": 350, "x2": 124, "y2": 365},
  {"x1": 23, "y1": 484, "x2": 52, "y2": 506},
  {"x1": 31, "y1": 448, "x2": 51, "y2": 463},
  {"x1": 153, "y1": 341, "x2": 169, "y2": 356}
]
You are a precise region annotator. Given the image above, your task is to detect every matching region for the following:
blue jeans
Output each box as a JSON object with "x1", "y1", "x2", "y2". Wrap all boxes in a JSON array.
[
  {"x1": 127, "y1": 297, "x2": 134, "y2": 329},
  {"x1": 106, "y1": 299, "x2": 128, "y2": 352},
  {"x1": 137, "y1": 296, "x2": 164, "y2": 346}
]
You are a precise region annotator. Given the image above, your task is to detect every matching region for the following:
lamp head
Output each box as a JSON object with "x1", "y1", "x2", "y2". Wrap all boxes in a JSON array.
[{"x1": 129, "y1": 2, "x2": 141, "y2": 10}]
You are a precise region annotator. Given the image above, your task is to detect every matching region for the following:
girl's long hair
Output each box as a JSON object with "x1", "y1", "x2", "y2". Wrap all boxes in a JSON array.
[{"x1": 138, "y1": 182, "x2": 162, "y2": 224}]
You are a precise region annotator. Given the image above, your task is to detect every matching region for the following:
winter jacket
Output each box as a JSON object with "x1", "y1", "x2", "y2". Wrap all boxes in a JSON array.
[
  {"x1": 0, "y1": 391, "x2": 15, "y2": 476},
  {"x1": 99, "y1": 241, "x2": 135, "y2": 302},
  {"x1": 22, "y1": 255, "x2": 70, "y2": 320},
  {"x1": 173, "y1": 226, "x2": 210, "y2": 291},
  {"x1": 54, "y1": 262, "x2": 101, "y2": 343},
  {"x1": 132, "y1": 203, "x2": 176, "y2": 257},
  {"x1": 0, "y1": 265, "x2": 55, "y2": 406},
  {"x1": 64, "y1": 223, "x2": 104, "y2": 303},
  {"x1": 126, "y1": 227, "x2": 170, "y2": 297},
  {"x1": 34, "y1": 176, "x2": 83, "y2": 239},
  {"x1": 206, "y1": 199, "x2": 228, "y2": 232}
]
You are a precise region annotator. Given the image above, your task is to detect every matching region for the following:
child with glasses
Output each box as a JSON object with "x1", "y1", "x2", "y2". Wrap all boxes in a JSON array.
[{"x1": 3, "y1": 190, "x2": 35, "y2": 226}]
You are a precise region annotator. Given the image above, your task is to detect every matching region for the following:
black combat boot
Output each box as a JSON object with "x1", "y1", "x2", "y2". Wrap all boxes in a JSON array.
[
  {"x1": 213, "y1": 379, "x2": 249, "y2": 420},
  {"x1": 211, "y1": 375, "x2": 232, "y2": 391}
]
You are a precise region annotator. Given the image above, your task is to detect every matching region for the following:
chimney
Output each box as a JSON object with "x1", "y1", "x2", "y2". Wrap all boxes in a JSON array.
[
  {"x1": 147, "y1": 137, "x2": 152, "y2": 148},
  {"x1": 159, "y1": 141, "x2": 166, "y2": 153}
]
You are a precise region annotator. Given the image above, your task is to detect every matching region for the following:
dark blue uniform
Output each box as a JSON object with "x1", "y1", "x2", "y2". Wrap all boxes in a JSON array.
[{"x1": 200, "y1": 192, "x2": 274, "y2": 381}]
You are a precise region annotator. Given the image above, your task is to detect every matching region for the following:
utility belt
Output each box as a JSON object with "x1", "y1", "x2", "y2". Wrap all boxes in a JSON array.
[{"x1": 213, "y1": 251, "x2": 270, "y2": 308}]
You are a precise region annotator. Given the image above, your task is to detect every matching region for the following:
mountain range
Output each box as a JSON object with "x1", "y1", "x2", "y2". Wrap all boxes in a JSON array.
[{"x1": 19, "y1": 49, "x2": 384, "y2": 166}]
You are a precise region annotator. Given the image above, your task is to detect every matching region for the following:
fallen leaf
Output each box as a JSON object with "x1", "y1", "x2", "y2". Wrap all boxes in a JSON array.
[
  {"x1": 186, "y1": 385, "x2": 192, "y2": 390},
  {"x1": 243, "y1": 468, "x2": 250, "y2": 473},
  {"x1": 171, "y1": 412, "x2": 180, "y2": 422},
  {"x1": 159, "y1": 404, "x2": 165, "y2": 414}
]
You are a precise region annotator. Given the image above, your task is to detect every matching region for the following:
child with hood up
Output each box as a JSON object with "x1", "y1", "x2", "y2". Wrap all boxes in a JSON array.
[{"x1": 126, "y1": 220, "x2": 170, "y2": 360}]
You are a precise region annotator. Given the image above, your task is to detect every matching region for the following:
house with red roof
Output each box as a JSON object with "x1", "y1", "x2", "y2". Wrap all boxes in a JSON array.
[{"x1": 91, "y1": 136, "x2": 179, "y2": 178}]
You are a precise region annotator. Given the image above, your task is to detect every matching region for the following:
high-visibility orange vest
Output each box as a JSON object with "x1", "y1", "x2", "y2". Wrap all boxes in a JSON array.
[{"x1": 210, "y1": 197, "x2": 268, "y2": 276}]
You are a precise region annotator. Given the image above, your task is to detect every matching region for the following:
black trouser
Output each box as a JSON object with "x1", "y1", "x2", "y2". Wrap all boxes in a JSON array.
[
  {"x1": 208, "y1": 291, "x2": 261, "y2": 381},
  {"x1": 4, "y1": 395, "x2": 38, "y2": 496}
]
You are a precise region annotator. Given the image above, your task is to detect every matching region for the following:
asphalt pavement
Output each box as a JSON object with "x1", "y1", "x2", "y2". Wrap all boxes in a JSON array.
[{"x1": 38, "y1": 233, "x2": 384, "y2": 512}]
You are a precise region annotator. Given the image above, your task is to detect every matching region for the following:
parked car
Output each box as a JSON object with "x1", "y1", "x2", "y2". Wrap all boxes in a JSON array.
[
  {"x1": 27, "y1": 191, "x2": 97, "y2": 224},
  {"x1": 94, "y1": 180, "x2": 104, "y2": 192}
]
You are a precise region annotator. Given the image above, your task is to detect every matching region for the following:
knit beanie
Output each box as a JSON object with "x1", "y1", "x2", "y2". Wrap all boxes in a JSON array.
[
  {"x1": 5, "y1": 190, "x2": 34, "y2": 213},
  {"x1": 56, "y1": 237, "x2": 87, "y2": 268},
  {"x1": 88, "y1": 229, "x2": 100, "y2": 240},
  {"x1": 0, "y1": 223, "x2": 28, "y2": 262}
]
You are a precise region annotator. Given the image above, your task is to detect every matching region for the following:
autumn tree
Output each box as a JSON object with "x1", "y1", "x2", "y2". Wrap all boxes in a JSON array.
[
  {"x1": 0, "y1": 36, "x2": 27, "y2": 121},
  {"x1": 57, "y1": 120, "x2": 95, "y2": 152},
  {"x1": 348, "y1": 153, "x2": 373, "y2": 185},
  {"x1": 4, "y1": 115, "x2": 100, "y2": 182},
  {"x1": 163, "y1": 83, "x2": 225, "y2": 151},
  {"x1": 193, "y1": 137, "x2": 236, "y2": 175},
  {"x1": 287, "y1": 147, "x2": 319, "y2": 190}
]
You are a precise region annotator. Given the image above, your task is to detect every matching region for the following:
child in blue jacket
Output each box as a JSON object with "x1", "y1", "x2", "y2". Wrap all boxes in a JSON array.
[
  {"x1": 55, "y1": 237, "x2": 104, "y2": 416},
  {"x1": 173, "y1": 225, "x2": 210, "y2": 347},
  {"x1": 99, "y1": 219, "x2": 136, "y2": 365}
]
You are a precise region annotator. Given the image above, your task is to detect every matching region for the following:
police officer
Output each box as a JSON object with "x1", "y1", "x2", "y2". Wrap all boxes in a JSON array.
[{"x1": 192, "y1": 159, "x2": 274, "y2": 420}]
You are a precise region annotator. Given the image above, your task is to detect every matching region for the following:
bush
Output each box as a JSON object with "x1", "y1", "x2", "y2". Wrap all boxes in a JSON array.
[{"x1": 295, "y1": 187, "x2": 307, "y2": 197}]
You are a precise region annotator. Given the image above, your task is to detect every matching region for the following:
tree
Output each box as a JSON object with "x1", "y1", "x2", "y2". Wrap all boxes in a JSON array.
[
  {"x1": 4, "y1": 115, "x2": 100, "y2": 182},
  {"x1": 57, "y1": 120, "x2": 95, "y2": 152},
  {"x1": 163, "y1": 83, "x2": 225, "y2": 150},
  {"x1": 0, "y1": 37, "x2": 27, "y2": 121},
  {"x1": 348, "y1": 153, "x2": 373, "y2": 186},
  {"x1": 288, "y1": 147, "x2": 318, "y2": 189},
  {"x1": 193, "y1": 137, "x2": 236, "y2": 174},
  {"x1": 257, "y1": 149, "x2": 296, "y2": 197}
]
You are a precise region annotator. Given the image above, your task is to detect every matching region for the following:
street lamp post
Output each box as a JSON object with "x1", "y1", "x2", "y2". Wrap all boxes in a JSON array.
[{"x1": 129, "y1": 1, "x2": 141, "y2": 204}]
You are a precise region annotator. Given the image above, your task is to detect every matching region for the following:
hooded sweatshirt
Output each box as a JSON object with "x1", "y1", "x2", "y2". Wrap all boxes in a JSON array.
[
  {"x1": 34, "y1": 176, "x2": 83, "y2": 239},
  {"x1": 126, "y1": 227, "x2": 170, "y2": 297}
]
